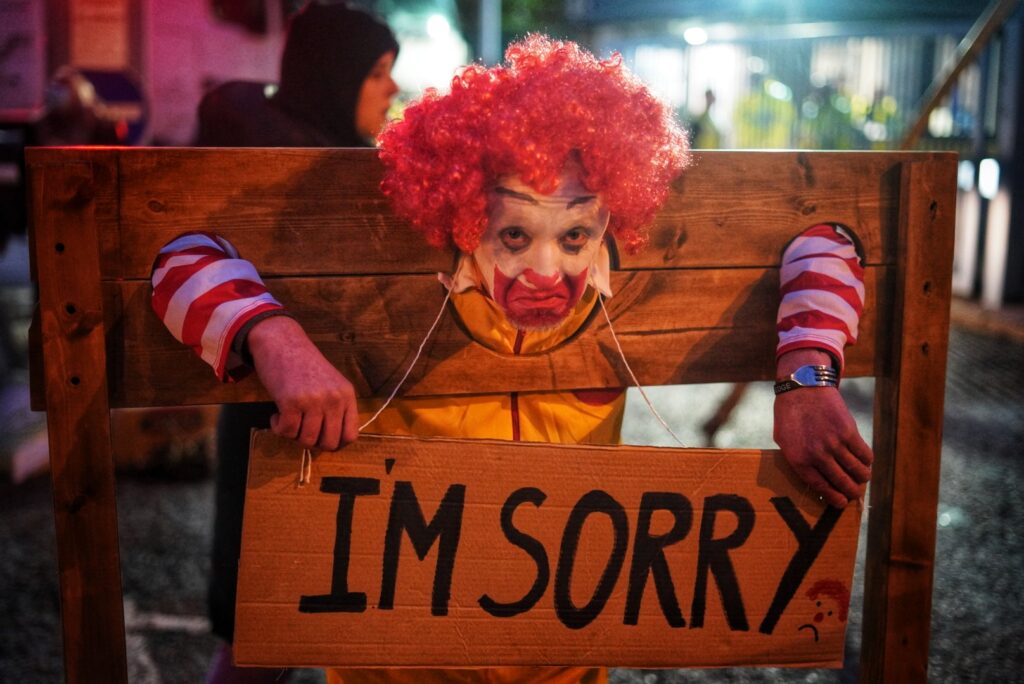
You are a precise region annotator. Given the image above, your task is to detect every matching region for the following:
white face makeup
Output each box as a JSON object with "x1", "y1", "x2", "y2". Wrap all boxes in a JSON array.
[{"x1": 473, "y1": 169, "x2": 611, "y2": 331}]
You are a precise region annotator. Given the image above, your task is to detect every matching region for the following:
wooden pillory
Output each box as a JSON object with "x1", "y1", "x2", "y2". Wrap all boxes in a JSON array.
[{"x1": 27, "y1": 148, "x2": 955, "y2": 682}]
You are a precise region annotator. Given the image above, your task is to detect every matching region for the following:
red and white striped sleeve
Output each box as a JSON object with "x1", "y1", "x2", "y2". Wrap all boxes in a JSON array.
[
  {"x1": 150, "y1": 232, "x2": 285, "y2": 381},
  {"x1": 776, "y1": 223, "x2": 865, "y2": 372}
]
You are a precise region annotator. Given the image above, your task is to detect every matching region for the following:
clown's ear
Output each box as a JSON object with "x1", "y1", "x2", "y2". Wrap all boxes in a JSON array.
[
  {"x1": 440, "y1": 253, "x2": 485, "y2": 293},
  {"x1": 588, "y1": 240, "x2": 613, "y2": 298}
]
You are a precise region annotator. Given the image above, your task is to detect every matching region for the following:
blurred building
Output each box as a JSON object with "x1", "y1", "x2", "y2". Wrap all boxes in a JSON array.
[
  {"x1": 0, "y1": 1, "x2": 467, "y2": 148},
  {"x1": 568, "y1": 0, "x2": 1024, "y2": 308}
]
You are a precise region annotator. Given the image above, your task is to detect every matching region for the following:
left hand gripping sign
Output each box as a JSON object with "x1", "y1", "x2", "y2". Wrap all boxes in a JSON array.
[{"x1": 235, "y1": 432, "x2": 860, "y2": 669}]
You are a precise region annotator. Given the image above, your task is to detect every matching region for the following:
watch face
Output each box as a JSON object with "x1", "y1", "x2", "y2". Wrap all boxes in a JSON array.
[
  {"x1": 791, "y1": 364, "x2": 838, "y2": 387},
  {"x1": 792, "y1": 365, "x2": 820, "y2": 386}
]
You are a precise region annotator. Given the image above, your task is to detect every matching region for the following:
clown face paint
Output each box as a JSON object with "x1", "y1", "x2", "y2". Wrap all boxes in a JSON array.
[{"x1": 474, "y1": 171, "x2": 611, "y2": 331}]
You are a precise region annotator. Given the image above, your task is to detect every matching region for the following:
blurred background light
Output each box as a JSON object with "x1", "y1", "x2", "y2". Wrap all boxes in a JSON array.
[
  {"x1": 767, "y1": 79, "x2": 793, "y2": 101},
  {"x1": 863, "y1": 121, "x2": 886, "y2": 141},
  {"x1": 957, "y1": 160, "x2": 975, "y2": 192},
  {"x1": 746, "y1": 56, "x2": 767, "y2": 74},
  {"x1": 386, "y1": 5, "x2": 469, "y2": 96},
  {"x1": 426, "y1": 13, "x2": 451, "y2": 40},
  {"x1": 928, "y1": 106, "x2": 955, "y2": 138},
  {"x1": 978, "y1": 158, "x2": 1000, "y2": 200},
  {"x1": 634, "y1": 45, "x2": 687, "y2": 106},
  {"x1": 683, "y1": 27, "x2": 708, "y2": 46}
]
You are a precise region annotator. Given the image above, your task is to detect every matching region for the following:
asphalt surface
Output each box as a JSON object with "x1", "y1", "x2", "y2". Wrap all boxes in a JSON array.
[{"x1": 1, "y1": 323, "x2": 1022, "y2": 683}]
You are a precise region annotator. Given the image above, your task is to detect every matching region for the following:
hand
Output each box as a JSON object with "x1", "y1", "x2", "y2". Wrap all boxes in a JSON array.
[
  {"x1": 773, "y1": 349, "x2": 873, "y2": 508},
  {"x1": 246, "y1": 315, "x2": 359, "y2": 450}
]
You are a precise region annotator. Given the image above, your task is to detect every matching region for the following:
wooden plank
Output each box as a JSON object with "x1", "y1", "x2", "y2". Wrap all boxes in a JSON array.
[
  {"x1": 28, "y1": 183, "x2": 45, "y2": 412},
  {"x1": 105, "y1": 266, "x2": 889, "y2": 408},
  {"x1": 648, "y1": 150, "x2": 906, "y2": 269},
  {"x1": 235, "y1": 432, "x2": 863, "y2": 669},
  {"x1": 861, "y1": 160, "x2": 956, "y2": 681},
  {"x1": 82, "y1": 148, "x2": 947, "y2": 280},
  {"x1": 26, "y1": 148, "x2": 123, "y2": 285},
  {"x1": 117, "y1": 147, "x2": 451, "y2": 279},
  {"x1": 28, "y1": 305, "x2": 46, "y2": 412},
  {"x1": 29, "y1": 160, "x2": 128, "y2": 683},
  {"x1": 27, "y1": 149, "x2": 119, "y2": 412}
]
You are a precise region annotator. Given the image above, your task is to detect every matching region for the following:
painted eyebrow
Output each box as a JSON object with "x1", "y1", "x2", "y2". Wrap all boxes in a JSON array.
[
  {"x1": 494, "y1": 186, "x2": 597, "y2": 209},
  {"x1": 493, "y1": 187, "x2": 538, "y2": 204},
  {"x1": 566, "y1": 195, "x2": 597, "y2": 208}
]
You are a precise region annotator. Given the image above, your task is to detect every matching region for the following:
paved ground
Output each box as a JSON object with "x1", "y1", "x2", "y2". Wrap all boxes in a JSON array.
[{"x1": 1, "y1": 320, "x2": 1022, "y2": 683}]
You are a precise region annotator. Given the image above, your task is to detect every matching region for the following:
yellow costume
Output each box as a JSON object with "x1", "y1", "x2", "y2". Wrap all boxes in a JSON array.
[{"x1": 334, "y1": 286, "x2": 622, "y2": 684}]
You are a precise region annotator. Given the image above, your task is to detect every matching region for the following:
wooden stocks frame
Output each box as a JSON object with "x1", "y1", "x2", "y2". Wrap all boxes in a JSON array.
[{"x1": 27, "y1": 148, "x2": 956, "y2": 682}]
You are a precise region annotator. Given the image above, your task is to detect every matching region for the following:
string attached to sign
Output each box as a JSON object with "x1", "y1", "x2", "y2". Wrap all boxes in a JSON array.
[
  {"x1": 358, "y1": 289, "x2": 453, "y2": 432},
  {"x1": 599, "y1": 294, "x2": 688, "y2": 448},
  {"x1": 298, "y1": 448, "x2": 312, "y2": 486},
  {"x1": 297, "y1": 288, "x2": 687, "y2": 485},
  {"x1": 297, "y1": 290, "x2": 452, "y2": 485}
]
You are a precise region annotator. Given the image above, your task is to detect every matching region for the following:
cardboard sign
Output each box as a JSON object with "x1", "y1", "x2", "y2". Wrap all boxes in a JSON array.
[{"x1": 236, "y1": 432, "x2": 860, "y2": 669}]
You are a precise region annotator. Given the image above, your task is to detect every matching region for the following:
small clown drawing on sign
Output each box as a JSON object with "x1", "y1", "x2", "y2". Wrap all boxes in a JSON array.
[{"x1": 798, "y1": 578, "x2": 851, "y2": 642}]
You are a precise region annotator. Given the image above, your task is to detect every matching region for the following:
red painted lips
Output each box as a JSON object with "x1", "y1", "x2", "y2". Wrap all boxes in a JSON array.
[{"x1": 493, "y1": 267, "x2": 588, "y2": 330}]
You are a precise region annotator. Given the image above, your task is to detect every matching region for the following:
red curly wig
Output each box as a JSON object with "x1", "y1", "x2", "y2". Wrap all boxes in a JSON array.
[{"x1": 378, "y1": 34, "x2": 690, "y2": 254}]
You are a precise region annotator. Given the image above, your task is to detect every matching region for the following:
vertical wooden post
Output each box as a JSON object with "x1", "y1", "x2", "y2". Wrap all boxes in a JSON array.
[
  {"x1": 861, "y1": 159, "x2": 956, "y2": 681},
  {"x1": 30, "y1": 160, "x2": 127, "y2": 683}
]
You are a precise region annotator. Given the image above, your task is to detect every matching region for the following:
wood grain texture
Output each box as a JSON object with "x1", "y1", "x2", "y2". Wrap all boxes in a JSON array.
[
  {"x1": 29, "y1": 160, "x2": 128, "y2": 683},
  {"x1": 105, "y1": 266, "x2": 889, "y2": 408},
  {"x1": 861, "y1": 160, "x2": 956, "y2": 683},
  {"x1": 23, "y1": 148, "x2": 953, "y2": 281},
  {"x1": 28, "y1": 305, "x2": 45, "y2": 411}
]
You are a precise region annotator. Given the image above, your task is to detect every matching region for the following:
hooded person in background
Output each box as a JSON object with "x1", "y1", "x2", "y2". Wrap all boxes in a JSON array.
[
  {"x1": 193, "y1": 4, "x2": 399, "y2": 682},
  {"x1": 197, "y1": 1, "x2": 399, "y2": 147}
]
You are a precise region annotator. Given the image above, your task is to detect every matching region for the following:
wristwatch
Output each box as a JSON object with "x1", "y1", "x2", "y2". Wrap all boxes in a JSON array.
[{"x1": 773, "y1": 364, "x2": 838, "y2": 395}]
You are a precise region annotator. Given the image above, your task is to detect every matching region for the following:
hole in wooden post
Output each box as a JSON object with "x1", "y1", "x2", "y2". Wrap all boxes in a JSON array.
[
  {"x1": 923, "y1": 281, "x2": 932, "y2": 294},
  {"x1": 921, "y1": 342, "x2": 929, "y2": 356},
  {"x1": 65, "y1": 303, "x2": 77, "y2": 315},
  {"x1": 69, "y1": 375, "x2": 81, "y2": 386},
  {"x1": 55, "y1": 242, "x2": 65, "y2": 253}
]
